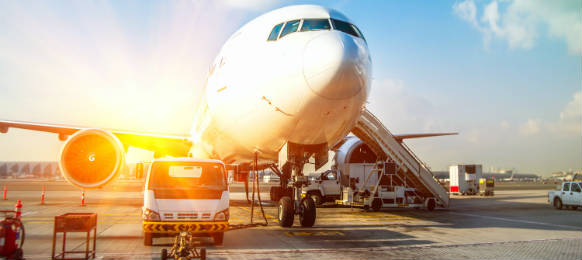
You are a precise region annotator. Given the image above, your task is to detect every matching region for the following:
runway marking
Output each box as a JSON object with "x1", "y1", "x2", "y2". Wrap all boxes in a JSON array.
[
  {"x1": 448, "y1": 212, "x2": 582, "y2": 230},
  {"x1": 285, "y1": 231, "x2": 345, "y2": 237}
]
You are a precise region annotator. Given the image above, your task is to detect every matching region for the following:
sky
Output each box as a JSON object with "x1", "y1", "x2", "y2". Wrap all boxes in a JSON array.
[{"x1": 0, "y1": 0, "x2": 580, "y2": 176}]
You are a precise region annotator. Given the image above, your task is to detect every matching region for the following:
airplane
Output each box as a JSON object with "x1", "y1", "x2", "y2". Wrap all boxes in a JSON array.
[{"x1": 0, "y1": 5, "x2": 455, "y2": 228}]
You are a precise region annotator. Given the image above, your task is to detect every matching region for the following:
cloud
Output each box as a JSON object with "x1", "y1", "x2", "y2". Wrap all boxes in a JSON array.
[
  {"x1": 453, "y1": 0, "x2": 582, "y2": 55},
  {"x1": 560, "y1": 91, "x2": 582, "y2": 121},
  {"x1": 499, "y1": 120, "x2": 510, "y2": 129},
  {"x1": 366, "y1": 79, "x2": 444, "y2": 133},
  {"x1": 519, "y1": 118, "x2": 542, "y2": 136},
  {"x1": 453, "y1": 0, "x2": 479, "y2": 28},
  {"x1": 520, "y1": 91, "x2": 581, "y2": 137},
  {"x1": 553, "y1": 90, "x2": 582, "y2": 135}
]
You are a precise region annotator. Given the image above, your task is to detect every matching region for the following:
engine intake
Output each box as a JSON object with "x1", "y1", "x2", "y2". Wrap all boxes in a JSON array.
[{"x1": 59, "y1": 129, "x2": 125, "y2": 189}]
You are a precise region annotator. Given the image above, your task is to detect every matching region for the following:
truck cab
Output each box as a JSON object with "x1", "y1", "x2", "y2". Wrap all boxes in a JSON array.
[
  {"x1": 142, "y1": 158, "x2": 229, "y2": 246},
  {"x1": 548, "y1": 182, "x2": 582, "y2": 210},
  {"x1": 304, "y1": 169, "x2": 341, "y2": 205}
]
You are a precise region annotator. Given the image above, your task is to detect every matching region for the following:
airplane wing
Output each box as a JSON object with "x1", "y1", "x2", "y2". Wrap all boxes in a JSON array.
[
  {"x1": 0, "y1": 120, "x2": 192, "y2": 157},
  {"x1": 393, "y1": 132, "x2": 458, "y2": 142}
]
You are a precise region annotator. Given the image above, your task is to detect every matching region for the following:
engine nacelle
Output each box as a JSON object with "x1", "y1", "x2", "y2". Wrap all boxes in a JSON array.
[{"x1": 59, "y1": 129, "x2": 125, "y2": 189}]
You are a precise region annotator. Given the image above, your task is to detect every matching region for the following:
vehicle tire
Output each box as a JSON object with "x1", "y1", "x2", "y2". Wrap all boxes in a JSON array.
[
  {"x1": 310, "y1": 193, "x2": 323, "y2": 206},
  {"x1": 278, "y1": 196, "x2": 295, "y2": 227},
  {"x1": 212, "y1": 232, "x2": 224, "y2": 245},
  {"x1": 300, "y1": 197, "x2": 316, "y2": 227},
  {"x1": 371, "y1": 198, "x2": 382, "y2": 212},
  {"x1": 200, "y1": 248, "x2": 206, "y2": 260},
  {"x1": 161, "y1": 249, "x2": 168, "y2": 260},
  {"x1": 553, "y1": 198, "x2": 563, "y2": 210},
  {"x1": 12, "y1": 248, "x2": 23, "y2": 260},
  {"x1": 144, "y1": 232, "x2": 153, "y2": 246},
  {"x1": 426, "y1": 198, "x2": 436, "y2": 211}
]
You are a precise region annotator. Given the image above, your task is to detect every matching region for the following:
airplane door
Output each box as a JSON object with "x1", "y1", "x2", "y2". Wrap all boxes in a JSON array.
[{"x1": 321, "y1": 170, "x2": 340, "y2": 196}]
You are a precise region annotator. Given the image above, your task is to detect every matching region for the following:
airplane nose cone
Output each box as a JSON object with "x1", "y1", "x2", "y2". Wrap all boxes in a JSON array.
[{"x1": 303, "y1": 32, "x2": 370, "y2": 100}]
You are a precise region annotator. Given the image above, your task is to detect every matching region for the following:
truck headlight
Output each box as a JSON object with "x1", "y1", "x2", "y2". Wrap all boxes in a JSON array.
[
  {"x1": 143, "y1": 208, "x2": 160, "y2": 221},
  {"x1": 214, "y1": 209, "x2": 229, "y2": 221}
]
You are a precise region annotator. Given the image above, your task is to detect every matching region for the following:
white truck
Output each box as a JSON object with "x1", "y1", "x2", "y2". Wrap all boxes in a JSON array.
[
  {"x1": 548, "y1": 182, "x2": 582, "y2": 210},
  {"x1": 304, "y1": 169, "x2": 342, "y2": 205},
  {"x1": 142, "y1": 158, "x2": 229, "y2": 246},
  {"x1": 303, "y1": 162, "x2": 435, "y2": 211},
  {"x1": 449, "y1": 164, "x2": 482, "y2": 195}
]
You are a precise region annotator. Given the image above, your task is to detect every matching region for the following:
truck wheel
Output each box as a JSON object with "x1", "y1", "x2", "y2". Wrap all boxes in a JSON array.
[
  {"x1": 144, "y1": 232, "x2": 153, "y2": 246},
  {"x1": 310, "y1": 193, "x2": 323, "y2": 206},
  {"x1": 278, "y1": 196, "x2": 295, "y2": 227},
  {"x1": 161, "y1": 249, "x2": 168, "y2": 260},
  {"x1": 212, "y1": 232, "x2": 224, "y2": 245},
  {"x1": 371, "y1": 198, "x2": 382, "y2": 212},
  {"x1": 300, "y1": 197, "x2": 316, "y2": 227},
  {"x1": 553, "y1": 198, "x2": 563, "y2": 210},
  {"x1": 12, "y1": 248, "x2": 23, "y2": 260},
  {"x1": 200, "y1": 248, "x2": 207, "y2": 260}
]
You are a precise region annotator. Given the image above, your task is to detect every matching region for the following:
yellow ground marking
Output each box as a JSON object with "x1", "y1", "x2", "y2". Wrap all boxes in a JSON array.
[{"x1": 285, "y1": 231, "x2": 345, "y2": 237}]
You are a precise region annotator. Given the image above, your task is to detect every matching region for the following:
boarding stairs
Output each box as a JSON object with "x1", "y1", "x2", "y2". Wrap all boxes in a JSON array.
[{"x1": 352, "y1": 108, "x2": 450, "y2": 208}]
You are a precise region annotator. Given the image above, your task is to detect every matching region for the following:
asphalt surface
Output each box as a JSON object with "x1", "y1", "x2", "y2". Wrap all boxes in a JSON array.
[{"x1": 0, "y1": 180, "x2": 579, "y2": 259}]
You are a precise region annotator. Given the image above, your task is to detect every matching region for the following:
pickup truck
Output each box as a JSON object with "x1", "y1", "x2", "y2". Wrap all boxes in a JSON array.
[{"x1": 548, "y1": 182, "x2": 582, "y2": 210}]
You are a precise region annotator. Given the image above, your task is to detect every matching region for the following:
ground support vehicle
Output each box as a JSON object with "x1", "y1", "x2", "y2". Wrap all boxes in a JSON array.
[
  {"x1": 479, "y1": 178, "x2": 494, "y2": 196},
  {"x1": 335, "y1": 161, "x2": 437, "y2": 211},
  {"x1": 548, "y1": 182, "x2": 582, "y2": 210},
  {"x1": 142, "y1": 158, "x2": 229, "y2": 246},
  {"x1": 449, "y1": 164, "x2": 482, "y2": 195},
  {"x1": 303, "y1": 169, "x2": 342, "y2": 205},
  {"x1": 161, "y1": 232, "x2": 206, "y2": 260},
  {"x1": 0, "y1": 200, "x2": 24, "y2": 260}
]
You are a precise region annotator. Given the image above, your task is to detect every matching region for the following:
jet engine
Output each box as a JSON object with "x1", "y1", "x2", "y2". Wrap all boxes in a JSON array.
[{"x1": 58, "y1": 129, "x2": 125, "y2": 189}]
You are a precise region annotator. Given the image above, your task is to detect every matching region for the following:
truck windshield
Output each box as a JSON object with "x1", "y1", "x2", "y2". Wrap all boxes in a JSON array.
[{"x1": 148, "y1": 162, "x2": 226, "y2": 190}]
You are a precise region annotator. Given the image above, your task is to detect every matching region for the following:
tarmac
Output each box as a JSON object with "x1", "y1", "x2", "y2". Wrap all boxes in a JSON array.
[{"x1": 0, "y1": 180, "x2": 580, "y2": 259}]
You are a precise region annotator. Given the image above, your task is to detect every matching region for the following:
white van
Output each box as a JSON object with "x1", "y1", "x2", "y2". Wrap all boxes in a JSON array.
[{"x1": 142, "y1": 158, "x2": 229, "y2": 246}]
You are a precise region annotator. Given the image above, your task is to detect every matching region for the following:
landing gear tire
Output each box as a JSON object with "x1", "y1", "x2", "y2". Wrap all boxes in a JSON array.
[
  {"x1": 553, "y1": 198, "x2": 563, "y2": 210},
  {"x1": 144, "y1": 232, "x2": 153, "y2": 246},
  {"x1": 278, "y1": 196, "x2": 295, "y2": 227},
  {"x1": 371, "y1": 198, "x2": 382, "y2": 212},
  {"x1": 300, "y1": 197, "x2": 316, "y2": 227},
  {"x1": 310, "y1": 193, "x2": 323, "y2": 206},
  {"x1": 212, "y1": 232, "x2": 224, "y2": 245}
]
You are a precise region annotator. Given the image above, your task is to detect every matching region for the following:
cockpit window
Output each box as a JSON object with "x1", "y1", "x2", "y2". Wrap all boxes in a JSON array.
[
  {"x1": 331, "y1": 18, "x2": 364, "y2": 39},
  {"x1": 268, "y1": 23, "x2": 283, "y2": 41},
  {"x1": 279, "y1": 20, "x2": 300, "y2": 38},
  {"x1": 300, "y1": 19, "x2": 331, "y2": 31}
]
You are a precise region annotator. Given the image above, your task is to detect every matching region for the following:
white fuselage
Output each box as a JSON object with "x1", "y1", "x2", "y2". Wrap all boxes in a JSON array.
[{"x1": 191, "y1": 5, "x2": 371, "y2": 163}]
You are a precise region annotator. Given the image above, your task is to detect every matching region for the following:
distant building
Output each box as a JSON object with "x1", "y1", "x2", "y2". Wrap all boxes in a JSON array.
[{"x1": 0, "y1": 161, "x2": 60, "y2": 178}]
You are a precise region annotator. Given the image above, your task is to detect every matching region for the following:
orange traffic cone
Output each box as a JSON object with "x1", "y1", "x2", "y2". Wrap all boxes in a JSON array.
[
  {"x1": 15, "y1": 200, "x2": 22, "y2": 220},
  {"x1": 41, "y1": 186, "x2": 46, "y2": 205}
]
